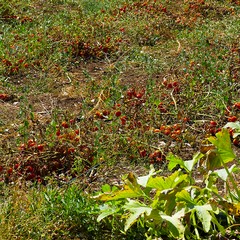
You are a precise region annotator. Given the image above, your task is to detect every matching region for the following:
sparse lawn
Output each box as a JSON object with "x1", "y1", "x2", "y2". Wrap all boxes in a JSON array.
[{"x1": 0, "y1": 0, "x2": 240, "y2": 239}]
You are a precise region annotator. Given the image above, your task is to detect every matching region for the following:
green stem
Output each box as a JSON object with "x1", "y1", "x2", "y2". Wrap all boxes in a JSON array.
[
  {"x1": 192, "y1": 212, "x2": 200, "y2": 240},
  {"x1": 225, "y1": 223, "x2": 240, "y2": 231}
]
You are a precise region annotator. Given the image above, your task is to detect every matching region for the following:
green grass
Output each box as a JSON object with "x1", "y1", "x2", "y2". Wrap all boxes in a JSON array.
[
  {"x1": 0, "y1": 182, "x2": 146, "y2": 239},
  {"x1": 0, "y1": 184, "x2": 100, "y2": 239},
  {"x1": 0, "y1": 0, "x2": 240, "y2": 239}
]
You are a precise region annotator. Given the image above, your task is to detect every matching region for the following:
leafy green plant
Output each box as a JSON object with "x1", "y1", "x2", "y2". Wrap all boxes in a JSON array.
[
  {"x1": 94, "y1": 129, "x2": 239, "y2": 239},
  {"x1": 0, "y1": 184, "x2": 104, "y2": 239}
]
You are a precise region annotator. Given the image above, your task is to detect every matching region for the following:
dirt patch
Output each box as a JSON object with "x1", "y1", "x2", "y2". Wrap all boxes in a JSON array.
[{"x1": 0, "y1": 101, "x2": 20, "y2": 126}]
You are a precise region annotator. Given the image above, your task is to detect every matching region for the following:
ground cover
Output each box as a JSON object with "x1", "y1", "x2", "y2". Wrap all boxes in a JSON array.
[{"x1": 0, "y1": 0, "x2": 240, "y2": 239}]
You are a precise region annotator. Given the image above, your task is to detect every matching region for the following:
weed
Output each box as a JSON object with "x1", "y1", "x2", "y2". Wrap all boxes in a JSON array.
[{"x1": 95, "y1": 129, "x2": 240, "y2": 239}]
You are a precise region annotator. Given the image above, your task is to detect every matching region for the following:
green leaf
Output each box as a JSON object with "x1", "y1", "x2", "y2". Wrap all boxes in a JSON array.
[
  {"x1": 167, "y1": 152, "x2": 203, "y2": 172},
  {"x1": 97, "y1": 204, "x2": 120, "y2": 222},
  {"x1": 184, "y1": 152, "x2": 204, "y2": 172},
  {"x1": 167, "y1": 153, "x2": 184, "y2": 171},
  {"x1": 94, "y1": 172, "x2": 145, "y2": 201},
  {"x1": 123, "y1": 200, "x2": 152, "y2": 232},
  {"x1": 206, "y1": 149, "x2": 222, "y2": 171},
  {"x1": 205, "y1": 172, "x2": 219, "y2": 193},
  {"x1": 159, "y1": 190, "x2": 177, "y2": 215},
  {"x1": 176, "y1": 189, "x2": 196, "y2": 205},
  {"x1": 137, "y1": 165, "x2": 156, "y2": 187},
  {"x1": 124, "y1": 172, "x2": 142, "y2": 192},
  {"x1": 214, "y1": 164, "x2": 236, "y2": 181},
  {"x1": 146, "y1": 208, "x2": 162, "y2": 221},
  {"x1": 94, "y1": 185, "x2": 144, "y2": 201},
  {"x1": 208, "y1": 129, "x2": 235, "y2": 164},
  {"x1": 195, "y1": 204, "x2": 212, "y2": 233},
  {"x1": 101, "y1": 184, "x2": 111, "y2": 193},
  {"x1": 147, "y1": 170, "x2": 188, "y2": 191},
  {"x1": 112, "y1": 185, "x2": 119, "y2": 192},
  {"x1": 161, "y1": 209, "x2": 185, "y2": 238}
]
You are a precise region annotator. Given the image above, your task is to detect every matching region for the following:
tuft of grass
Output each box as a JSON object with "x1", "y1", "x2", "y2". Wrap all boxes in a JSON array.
[
  {"x1": 0, "y1": 183, "x2": 99, "y2": 239},
  {"x1": 0, "y1": 182, "x2": 146, "y2": 239}
]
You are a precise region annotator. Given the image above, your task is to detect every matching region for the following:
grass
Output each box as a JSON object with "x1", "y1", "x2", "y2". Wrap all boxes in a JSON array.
[
  {"x1": 1, "y1": 184, "x2": 103, "y2": 239},
  {"x1": 1, "y1": 182, "x2": 147, "y2": 239},
  {"x1": 0, "y1": 0, "x2": 240, "y2": 239}
]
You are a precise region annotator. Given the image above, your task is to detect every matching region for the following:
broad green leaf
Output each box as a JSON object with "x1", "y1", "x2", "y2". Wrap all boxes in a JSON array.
[
  {"x1": 206, "y1": 149, "x2": 222, "y2": 171},
  {"x1": 195, "y1": 204, "x2": 212, "y2": 233},
  {"x1": 163, "y1": 190, "x2": 180, "y2": 215},
  {"x1": 146, "y1": 176, "x2": 165, "y2": 190},
  {"x1": 124, "y1": 172, "x2": 142, "y2": 192},
  {"x1": 124, "y1": 211, "x2": 142, "y2": 232},
  {"x1": 151, "y1": 190, "x2": 163, "y2": 209},
  {"x1": 101, "y1": 184, "x2": 111, "y2": 193},
  {"x1": 208, "y1": 129, "x2": 235, "y2": 164},
  {"x1": 176, "y1": 189, "x2": 196, "y2": 205},
  {"x1": 123, "y1": 200, "x2": 152, "y2": 232},
  {"x1": 112, "y1": 185, "x2": 119, "y2": 192},
  {"x1": 183, "y1": 159, "x2": 196, "y2": 172},
  {"x1": 94, "y1": 184, "x2": 144, "y2": 201},
  {"x1": 161, "y1": 210, "x2": 185, "y2": 238},
  {"x1": 137, "y1": 165, "x2": 156, "y2": 187},
  {"x1": 147, "y1": 170, "x2": 188, "y2": 191},
  {"x1": 214, "y1": 164, "x2": 236, "y2": 181},
  {"x1": 146, "y1": 208, "x2": 162, "y2": 221},
  {"x1": 167, "y1": 153, "x2": 184, "y2": 171},
  {"x1": 184, "y1": 152, "x2": 204, "y2": 172},
  {"x1": 167, "y1": 152, "x2": 203, "y2": 172},
  {"x1": 97, "y1": 204, "x2": 120, "y2": 222},
  {"x1": 124, "y1": 172, "x2": 138, "y2": 187}
]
